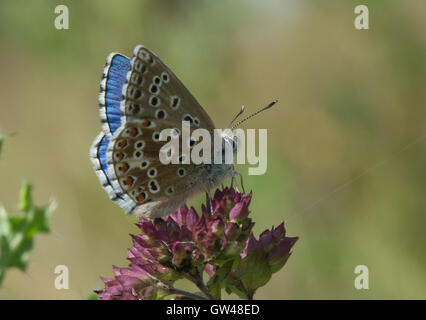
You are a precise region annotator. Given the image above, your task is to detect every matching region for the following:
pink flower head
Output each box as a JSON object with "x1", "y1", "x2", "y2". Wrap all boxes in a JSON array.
[{"x1": 97, "y1": 187, "x2": 297, "y2": 300}]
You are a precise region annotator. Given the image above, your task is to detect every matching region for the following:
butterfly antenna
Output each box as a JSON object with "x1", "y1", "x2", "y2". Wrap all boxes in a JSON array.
[
  {"x1": 227, "y1": 105, "x2": 245, "y2": 128},
  {"x1": 231, "y1": 99, "x2": 278, "y2": 130}
]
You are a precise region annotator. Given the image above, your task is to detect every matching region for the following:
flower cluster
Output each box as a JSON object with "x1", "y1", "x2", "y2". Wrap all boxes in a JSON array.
[{"x1": 97, "y1": 187, "x2": 298, "y2": 300}]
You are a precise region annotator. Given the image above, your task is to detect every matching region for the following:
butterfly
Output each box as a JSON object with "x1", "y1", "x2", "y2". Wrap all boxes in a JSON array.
[{"x1": 90, "y1": 45, "x2": 276, "y2": 218}]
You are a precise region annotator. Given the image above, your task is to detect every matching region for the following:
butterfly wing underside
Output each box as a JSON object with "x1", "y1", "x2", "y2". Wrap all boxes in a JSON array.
[{"x1": 104, "y1": 45, "x2": 217, "y2": 217}]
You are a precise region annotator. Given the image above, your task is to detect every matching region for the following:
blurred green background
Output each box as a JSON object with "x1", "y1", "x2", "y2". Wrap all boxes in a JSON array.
[{"x1": 0, "y1": 0, "x2": 425, "y2": 299}]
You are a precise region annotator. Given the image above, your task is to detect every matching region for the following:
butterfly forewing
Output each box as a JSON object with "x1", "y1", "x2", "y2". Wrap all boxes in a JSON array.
[
  {"x1": 107, "y1": 45, "x2": 216, "y2": 216},
  {"x1": 122, "y1": 45, "x2": 216, "y2": 132}
]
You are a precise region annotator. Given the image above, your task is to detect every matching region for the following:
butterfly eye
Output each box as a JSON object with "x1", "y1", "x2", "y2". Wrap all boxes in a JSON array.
[
  {"x1": 232, "y1": 137, "x2": 239, "y2": 151},
  {"x1": 221, "y1": 137, "x2": 235, "y2": 158}
]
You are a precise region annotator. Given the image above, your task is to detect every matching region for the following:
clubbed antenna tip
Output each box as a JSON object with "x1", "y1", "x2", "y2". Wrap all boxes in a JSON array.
[{"x1": 231, "y1": 99, "x2": 278, "y2": 130}]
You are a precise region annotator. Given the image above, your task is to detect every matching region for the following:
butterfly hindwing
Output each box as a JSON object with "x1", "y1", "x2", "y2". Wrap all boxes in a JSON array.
[
  {"x1": 90, "y1": 132, "x2": 127, "y2": 207},
  {"x1": 107, "y1": 120, "x2": 208, "y2": 215}
]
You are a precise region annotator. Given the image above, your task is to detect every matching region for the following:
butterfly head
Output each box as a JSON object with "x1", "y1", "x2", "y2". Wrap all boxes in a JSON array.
[
  {"x1": 221, "y1": 132, "x2": 240, "y2": 157},
  {"x1": 219, "y1": 99, "x2": 279, "y2": 161}
]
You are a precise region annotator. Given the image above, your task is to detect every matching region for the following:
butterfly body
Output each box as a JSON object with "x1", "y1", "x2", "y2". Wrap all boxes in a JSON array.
[{"x1": 90, "y1": 45, "x2": 237, "y2": 218}]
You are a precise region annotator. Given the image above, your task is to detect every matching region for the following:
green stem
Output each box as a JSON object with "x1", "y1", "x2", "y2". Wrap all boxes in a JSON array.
[
  {"x1": 166, "y1": 286, "x2": 210, "y2": 300},
  {"x1": 186, "y1": 273, "x2": 215, "y2": 300},
  {"x1": 0, "y1": 268, "x2": 4, "y2": 286},
  {"x1": 239, "y1": 279, "x2": 252, "y2": 300},
  {"x1": 159, "y1": 279, "x2": 209, "y2": 300}
]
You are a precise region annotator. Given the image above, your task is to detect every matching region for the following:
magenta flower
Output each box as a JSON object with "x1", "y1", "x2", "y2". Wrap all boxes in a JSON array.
[{"x1": 96, "y1": 187, "x2": 298, "y2": 300}]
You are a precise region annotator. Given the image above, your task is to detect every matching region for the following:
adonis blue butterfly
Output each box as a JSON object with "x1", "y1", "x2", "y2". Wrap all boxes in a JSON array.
[{"x1": 90, "y1": 45, "x2": 275, "y2": 218}]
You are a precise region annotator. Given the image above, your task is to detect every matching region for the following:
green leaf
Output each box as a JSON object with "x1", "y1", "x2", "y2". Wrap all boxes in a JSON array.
[
  {"x1": 207, "y1": 259, "x2": 235, "y2": 299},
  {"x1": 236, "y1": 248, "x2": 272, "y2": 297},
  {"x1": 0, "y1": 135, "x2": 4, "y2": 155},
  {"x1": 20, "y1": 182, "x2": 32, "y2": 213},
  {"x1": 224, "y1": 275, "x2": 247, "y2": 299},
  {"x1": 269, "y1": 251, "x2": 292, "y2": 274},
  {"x1": 0, "y1": 181, "x2": 53, "y2": 286},
  {"x1": 88, "y1": 292, "x2": 99, "y2": 300}
]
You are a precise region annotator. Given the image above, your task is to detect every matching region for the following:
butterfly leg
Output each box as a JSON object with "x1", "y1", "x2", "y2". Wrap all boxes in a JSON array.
[
  {"x1": 230, "y1": 174, "x2": 240, "y2": 193},
  {"x1": 161, "y1": 240, "x2": 172, "y2": 254},
  {"x1": 234, "y1": 171, "x2": 245, "y2": 194},
  {"x1": 206, "y1": 189, "x2": 214, "y2": 215}
]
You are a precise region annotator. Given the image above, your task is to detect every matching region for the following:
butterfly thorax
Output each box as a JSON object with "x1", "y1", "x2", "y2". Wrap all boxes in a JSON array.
[
  {"x1": 199, "y1": 133, "x2": 238, "y2": 189},
  {"x1": 201, "y1": 163, "x2": 234, "y2": 190}
]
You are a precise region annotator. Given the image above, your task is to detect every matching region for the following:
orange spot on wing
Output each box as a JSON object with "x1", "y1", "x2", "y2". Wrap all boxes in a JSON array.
[
  {"x1": 125, "y1": 176, "x2": 134, "y2": 187},
  {"x1": 117, "y1": 139, "x2": 128, "y2": 149},
  {"x1": 137, "y1": 193, "x2": 146, "y2": 202},
  {"x1": 121, "y1": 163, "x2": 129, "y2": 172}
]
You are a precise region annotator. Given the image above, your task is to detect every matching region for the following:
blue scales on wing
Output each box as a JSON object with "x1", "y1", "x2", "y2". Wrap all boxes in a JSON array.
[
  {"x1": 90, "y1": 54, "x2": 131, "y2": 205},
  {"x1": 99, "y1": 54, "x2": 131, "y2": 135}
]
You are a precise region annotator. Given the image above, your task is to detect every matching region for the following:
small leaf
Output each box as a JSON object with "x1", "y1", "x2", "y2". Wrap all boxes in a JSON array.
[
  {"x1": 0, "y1": 135, "x2": 4, "y2": 155},
  {"x1": 224, "y1": 277, "x2": 247, "y2": 299},
  {"x1": 0, "y1": 206, "x2": 11, "y2": 238},
  {"x1": 88, "y1": 292, "x2": 99, "y2": 300},
  {"x1": 0, "y1": 181, "x2": 53, "y2": 286},
  {"x1": 19, "y1": 182, "x2": 32, "y2": 213},
  {"x1": 207, "y1": 259, "x2": 235, "y2": 299},
  {"x1": 237, "y1": 248, "x2": 272, "y2": 297}
]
